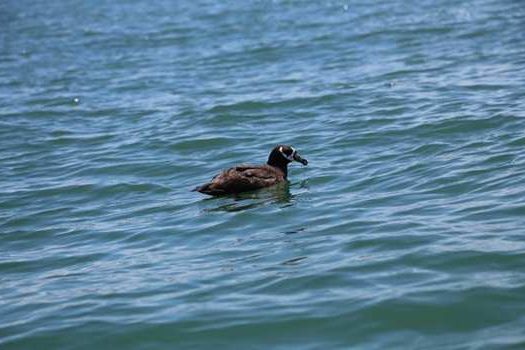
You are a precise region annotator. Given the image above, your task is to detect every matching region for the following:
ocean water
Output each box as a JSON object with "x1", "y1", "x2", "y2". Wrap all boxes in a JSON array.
[{"x1": 1, "y1": 0, "x2": 525, "y2": 348}]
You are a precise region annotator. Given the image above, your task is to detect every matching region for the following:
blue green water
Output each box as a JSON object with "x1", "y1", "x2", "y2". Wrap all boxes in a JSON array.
[{"x1": 1, "y1": 0, "x2": 525, "y2": 348}]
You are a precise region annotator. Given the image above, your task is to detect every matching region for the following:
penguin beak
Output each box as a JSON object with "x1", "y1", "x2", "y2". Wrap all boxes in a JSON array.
[{"x1": 293, "y1": 152, "x2": 308, "y2": 166}]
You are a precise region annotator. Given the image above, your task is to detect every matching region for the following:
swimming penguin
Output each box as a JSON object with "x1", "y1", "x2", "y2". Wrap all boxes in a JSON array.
[{"x1": 193, "y1": 145, "x2": 308, "y2": 196}]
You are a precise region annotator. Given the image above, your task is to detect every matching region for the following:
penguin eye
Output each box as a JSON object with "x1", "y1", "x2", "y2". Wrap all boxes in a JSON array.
[{"x1": 279, "y1": 147, "x2": 295, "y2": 161}]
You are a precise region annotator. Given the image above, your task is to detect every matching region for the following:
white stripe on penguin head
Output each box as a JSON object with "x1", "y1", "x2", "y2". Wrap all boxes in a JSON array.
[{"x1": 279, "y1": 146, "x2": 296, "y2": 161}]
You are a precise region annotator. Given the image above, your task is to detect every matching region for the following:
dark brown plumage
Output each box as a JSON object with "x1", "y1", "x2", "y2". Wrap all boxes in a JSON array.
[{"x1": 193, "y1": 145, "x2": 308, "y2": 196}]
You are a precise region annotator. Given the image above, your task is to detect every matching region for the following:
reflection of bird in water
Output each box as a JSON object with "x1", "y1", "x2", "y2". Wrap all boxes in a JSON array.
[
  {"x1": 193, "y1": 145, "x2": 308, "y2": 196},
  {"x1": 204, "y1": 182, "x2": 294, "y2": 213}
]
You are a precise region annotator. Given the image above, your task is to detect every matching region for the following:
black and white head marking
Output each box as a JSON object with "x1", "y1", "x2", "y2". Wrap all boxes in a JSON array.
[{"x1": 279, "y1": 146, "x2": 296, "y2": 161}]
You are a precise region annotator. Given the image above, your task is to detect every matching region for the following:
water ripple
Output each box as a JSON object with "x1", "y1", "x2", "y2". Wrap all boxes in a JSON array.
[{"x1": 2, "y1": 0, "x2": 525, "y2": 349}]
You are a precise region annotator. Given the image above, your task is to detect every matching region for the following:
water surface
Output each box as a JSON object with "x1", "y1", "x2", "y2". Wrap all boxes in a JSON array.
[{"x1": 1, "y1": 0, "x2": 525, "y2": 348}]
